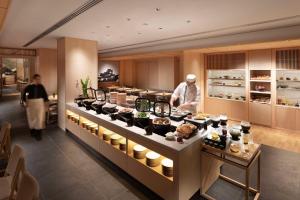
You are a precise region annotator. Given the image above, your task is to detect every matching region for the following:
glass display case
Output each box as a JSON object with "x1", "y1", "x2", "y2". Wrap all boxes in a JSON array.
[
  {"x1": 207, "y1": 70, "x2": 246, "y2": 101},
  {"x1": 277, "y1": 70, "x2": 300, "y2": 107},
  {"x1": 250, "y1": 70, "x2": 271, "y2": 104}
]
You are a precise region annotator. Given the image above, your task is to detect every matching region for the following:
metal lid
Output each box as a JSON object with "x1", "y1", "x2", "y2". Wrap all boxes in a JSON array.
[
  {"x1": 153, "y1": 101, "x2": 171, "y2": 117},
  {"x1": 135, "y1": 97, "x2": 151, "y2": 112}
]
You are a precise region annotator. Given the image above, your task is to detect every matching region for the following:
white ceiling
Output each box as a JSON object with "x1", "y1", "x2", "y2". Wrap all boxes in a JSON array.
[{"x1": 1, "y1": 0, "x2": 300, "y2": 53}]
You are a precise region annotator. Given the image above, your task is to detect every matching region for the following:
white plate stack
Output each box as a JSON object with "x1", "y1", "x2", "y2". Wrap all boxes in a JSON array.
[
  {"x1": 146, "y1": 151, "x2": 161, "y2": 167},
  {"x1": 133, "y1": 145, "x2": 147, "y2": 159},
  {"x1": 110, "y1": 134, "x2": 122, "y2": 145},
  {"x1": 161, "y1": 158, "x2": 173, "y2": 177},
  {"x1": 110, "y1": 92, "x2": 118, "y2": 104},
  {"x1": 117, "y1": 93, "x2": 127, "y2": 105}
]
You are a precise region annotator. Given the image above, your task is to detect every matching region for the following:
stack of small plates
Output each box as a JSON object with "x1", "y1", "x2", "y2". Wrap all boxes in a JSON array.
[
  {"x1": 103, "y1": 130, "x2": 114, "y2": 141},
  {"x1": 85, "y1": 122, "x2": 94, "y2": 131},
  {"x1": 110, "y1": 134, "x2": 122, "y2": 145},
  {"x1": 90, "y1": 124, "x2": 98, "y2": 135},
  {"x1": 110, "y1": 92, "x2": 118, "y2": 104},
  {"x1": 146, "y1": 151, "x2": 161, "y2": 167},
  {"x1": 161, "y1": 158, "x2": 173, "y2": 177},
  {"x1": 117, "y1": 93, "x2": 127, "y2": 105},
  {"x1": 133, "y1": 145, "x2": 147, "y2": 159},
  {"x1": 81, "y1": 121, "x2": 88, "y2": 129},
  {"x1": 119, "y1": 138, "x2": 126, "y2": 151}
]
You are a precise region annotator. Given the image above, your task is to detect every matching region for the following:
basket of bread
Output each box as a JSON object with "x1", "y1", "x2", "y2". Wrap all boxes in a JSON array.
[{"x1": 176, "y1": 123, "x2": 198, "y2": 139}]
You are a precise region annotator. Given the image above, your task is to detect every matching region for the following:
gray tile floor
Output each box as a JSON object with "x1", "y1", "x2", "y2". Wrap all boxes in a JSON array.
[{"x1": 1, "y1": 96, "x2": 300, "y2": 200}]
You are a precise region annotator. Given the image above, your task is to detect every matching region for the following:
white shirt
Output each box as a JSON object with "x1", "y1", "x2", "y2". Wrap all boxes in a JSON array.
[{"x1": 172, "y1": 82, "x2": 200, "y2": 106}]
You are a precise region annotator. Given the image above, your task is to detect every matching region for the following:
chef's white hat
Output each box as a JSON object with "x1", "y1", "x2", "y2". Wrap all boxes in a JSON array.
[{"x1": 186, "y1": 74, "x2": 196, "y2": 82}]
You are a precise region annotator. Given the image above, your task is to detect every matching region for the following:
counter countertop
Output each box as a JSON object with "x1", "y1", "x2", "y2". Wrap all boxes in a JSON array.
[{"x1": 66, "y1": 102, "x2": 208, "y2": 152}]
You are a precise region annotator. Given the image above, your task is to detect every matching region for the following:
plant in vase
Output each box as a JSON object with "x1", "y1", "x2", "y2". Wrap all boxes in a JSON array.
[{"x1": 80, "y1": 77, "x2": 90, "y2": 97}]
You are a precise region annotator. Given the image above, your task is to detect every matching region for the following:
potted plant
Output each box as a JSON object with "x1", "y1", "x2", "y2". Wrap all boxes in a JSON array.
[{"x1": 80, "y1": 77, "x2": 90, "y2": 97}]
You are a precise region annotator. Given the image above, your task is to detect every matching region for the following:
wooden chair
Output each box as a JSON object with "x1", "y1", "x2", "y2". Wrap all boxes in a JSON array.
[
  {"x1": 15, "y1": 171, "x2": 39, "y2": 200},
  {"x1": 0, "y1": 145, "x2": 25, "y2": 200},
  {"x1": 0, "y1": 122, "x2": 12, "y2": 161}
]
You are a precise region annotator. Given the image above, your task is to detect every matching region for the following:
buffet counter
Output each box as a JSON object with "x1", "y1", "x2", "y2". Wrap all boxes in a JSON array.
[{"x1": 65, "y1": 103, "x2": 220, "y2": 200}]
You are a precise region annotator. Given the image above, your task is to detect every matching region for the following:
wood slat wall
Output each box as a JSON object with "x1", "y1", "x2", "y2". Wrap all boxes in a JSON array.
[
  {"x1": 0, "y1": 47, "x2": 36, "y2": 56},
  {"x1": 276, "y1": 49, "x2": 300, "y2": 70},
  {"x1": 206, "y1": 52, "x2": 246, "y2": 70}
]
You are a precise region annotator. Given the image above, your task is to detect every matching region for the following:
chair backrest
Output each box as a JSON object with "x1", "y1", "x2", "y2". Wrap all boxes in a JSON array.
[
  {"x1": 16, "y1": 171, "x2": 39, "y2": 200},
  {"x1": 5, "y1": 144, "x2": 24, "y2": 177},
  {"x1": 0, "y1": 122, "x2": 12, "y2": 158},
  {"x1": 9, "y1": 157, "x2": 26, "y2": 200}
]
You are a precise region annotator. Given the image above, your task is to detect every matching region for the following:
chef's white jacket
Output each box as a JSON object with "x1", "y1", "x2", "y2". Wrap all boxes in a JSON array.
[{"x1": 172, "y1": 82, "x2": 200, "y2": 106}]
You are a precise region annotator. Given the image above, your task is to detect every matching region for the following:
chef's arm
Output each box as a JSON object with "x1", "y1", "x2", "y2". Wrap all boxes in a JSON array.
[{"x1": 170, "y1": 94, "x2": 178, "y2": 107}]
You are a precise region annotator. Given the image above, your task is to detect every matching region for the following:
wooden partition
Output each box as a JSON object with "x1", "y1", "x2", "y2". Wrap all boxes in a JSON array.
[{"x1": 118, "y1": 56, "x2": 180, "y2": 91}]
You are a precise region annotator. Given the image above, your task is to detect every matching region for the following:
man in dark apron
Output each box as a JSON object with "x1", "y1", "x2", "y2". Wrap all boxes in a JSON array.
[{"x1": 22, "y1": 74, "x2": 48, "y2": 141}]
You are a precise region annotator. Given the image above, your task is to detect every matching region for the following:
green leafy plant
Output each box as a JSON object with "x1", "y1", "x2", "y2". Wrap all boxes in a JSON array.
[{"x1": 80, "y1": 77, "x2": 90, "y2": 97}]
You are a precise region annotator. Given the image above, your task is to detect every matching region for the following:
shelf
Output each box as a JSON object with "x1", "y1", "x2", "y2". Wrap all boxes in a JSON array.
[
  {"x1": 209, "y1": 84, "x2": 244, "y2": 88},
  {"x1": 277, "y1": 80, "x2": 300, "y2": 83},
  {"x1": 127, "y1": 152, "x2": 173, "y2": 182},
  {"x1": 250, "y1": 100, "x2": 271, "y2": 105},
  {"x1": 250, "y1": 91, "x2": 271, "y2": 95},
  {"x1": 208, "y1": 78, "x2": 245, "y2": 81},
  {"x1": 207, "y1": 96, "x2": 246, "y2": 102},
  {"x1": 276, "y1": 104, "x2": 300, "y2": 109},
  {"x1": 277, "y1": 88, "x2": 300, "y2": 91},
  {"x1": 250, "y1": 80, "x2": 271, "y2": 83}
]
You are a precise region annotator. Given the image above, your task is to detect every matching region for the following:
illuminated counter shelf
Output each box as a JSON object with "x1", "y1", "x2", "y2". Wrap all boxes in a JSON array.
[{"x1": 65, "y1": 103, "x2": 219, "y2": 200}]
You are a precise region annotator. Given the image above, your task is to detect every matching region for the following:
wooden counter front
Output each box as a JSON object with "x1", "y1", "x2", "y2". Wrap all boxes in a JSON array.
[
  {"x1": 205, "y1": 97, "x2": 248, "y2": 121},
  {"x1": 65, "y1": 103, "x2": 219, "y2": 200}
]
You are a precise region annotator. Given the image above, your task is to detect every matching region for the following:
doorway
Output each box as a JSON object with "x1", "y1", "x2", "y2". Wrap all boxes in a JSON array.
[{"x1": 0, "y1": 57, "x2": 34, "y2": 97}]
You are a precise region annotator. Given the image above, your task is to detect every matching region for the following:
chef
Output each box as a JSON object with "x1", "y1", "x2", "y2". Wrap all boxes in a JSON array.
[
  {"x1": 22, "y1": 74, "x2": 49, "y2": 141},
  {"x1": 170, "y1": 74, "x2": 200, "y2": 113}
]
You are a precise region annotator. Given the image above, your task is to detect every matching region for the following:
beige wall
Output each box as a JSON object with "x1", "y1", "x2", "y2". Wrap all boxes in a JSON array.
[
  {"x1": 182, "y1": 51, "x2": 205, "y2": 112},
  {"x1": 36, "y1": 48, "x2": 57, "y2": 95},
  {"x1": 119, "y1": 57, "x2": 179, "y2": 91},
  {"x1": 57, "y1": 37, "x2": 98, "y2": 129}
]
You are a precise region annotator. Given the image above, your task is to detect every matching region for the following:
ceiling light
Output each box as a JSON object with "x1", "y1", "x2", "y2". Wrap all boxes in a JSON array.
[{"x1": 155, "y1": 8, "x2": 160, "y2": 11}]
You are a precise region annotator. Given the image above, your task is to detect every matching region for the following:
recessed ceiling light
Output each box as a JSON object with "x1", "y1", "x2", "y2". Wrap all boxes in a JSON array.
[
  {"x1": 106, "y1": 26, "x2": 110, "y2": 28},
  {"x1": 155, "y1": 8, "x2": 160, "y2": 11},
  {"x1": 143, "y1": 23, "x2": 148, "y2": 26},
  {"x1": 186, "y1": 20, "x2": 191, "y2": 23}
]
